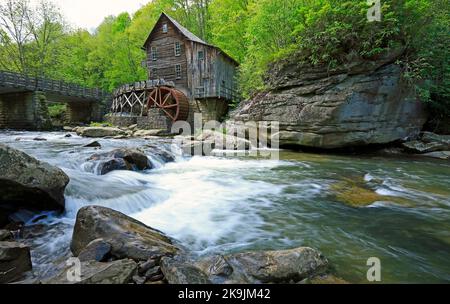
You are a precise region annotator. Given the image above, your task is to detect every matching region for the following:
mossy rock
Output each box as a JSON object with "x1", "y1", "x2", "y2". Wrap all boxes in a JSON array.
[{"x1": 330, "y1": 177, "x2": 412, "y2": 208}]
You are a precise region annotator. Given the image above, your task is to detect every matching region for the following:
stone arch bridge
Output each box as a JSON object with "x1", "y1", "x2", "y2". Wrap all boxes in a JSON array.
[{"x1": 0, "y1": 70, "x2": 109, "y2": 130}]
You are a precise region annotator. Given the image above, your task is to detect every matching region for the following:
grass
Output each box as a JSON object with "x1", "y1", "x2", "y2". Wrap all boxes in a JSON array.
[{"x1": 90, "y1": 122, "x2": 113, "y2": 127}]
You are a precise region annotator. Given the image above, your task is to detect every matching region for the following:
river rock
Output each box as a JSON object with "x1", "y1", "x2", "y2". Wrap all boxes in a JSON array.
[
  {"x1": 71, "y1": 206, "x2": 180, "y2": 262},
  {"x1": 78, "y1": 239, "x2": 112, "y2": 262},
  {"x1": 76, "y1": 127, "x2": 125, "y2": 138},
  {"x1": 402, "y1": 141, "x2": 448, "y2": 154},
  {"x1": 0, "y1": 145, "x2": 69, "y2": 226},
  {"x1": 195, "y1": 247, "x2": 328, "y2": 284},
  {"x1": 230, "y1": 50, "x2": 427, "y2": 149},
  {"x1": 0, "y1": 241, "x2": 32, "y2": 283},
  {"x1": 33, "y1": 137, "x2": 47, "y2": 141},
  {"x1": 143, "y1": 144, "x2": 176, "y2": 163},
  {"x1": 421, "y1": 132, "x2": 450, "y2": 145},
  {"x1": 402, "y1": 132, "x2": 450, "y2": 154},
  {"x1": 138, "y1": 258, "x2": 157, "y2": 275},
  {"x1": 0, "y1": 230, "x2": 12, "y2": 241},
  {"x1": 134, "y1": 129, "x2": 167, "y2": 137},
  {"x1": 181, "y1": 140, "x2": 216, "y2": 156},
  {"x1": 197, "y1": 130, "x2": 251, "y2": 150},
  {"x1": 160, "y1": 257, "x2": 211, "y2": 284},
  {"x1": 420, "y1": 151, "x2": 450, "y2": 160},
  {"x1": 44, "y1": 259, "x2": 137, "y2": 284},
  {"x1": 83, "y1": 141, "x2": 102, "y2": 148},
  {"x1": 88, "y1": 148, "x2": 152, "y2": 175}
]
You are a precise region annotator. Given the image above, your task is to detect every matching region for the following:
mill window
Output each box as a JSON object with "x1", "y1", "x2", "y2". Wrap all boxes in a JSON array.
[
  {"x1": 175, "y1": 64, "x2": 182, "y2": 79},
  {"x1": 174, "y1": 42, "x2": 181, "y2": 57},
  {"x1": 151, "y1": 47, "x2": 157, "y2": 61},
  {"x1": 198, "y1": 50, "x2": 204, "y2": 60},
  {"x1": 162, "y1": 23, "x2": 168, "y2": 33}
]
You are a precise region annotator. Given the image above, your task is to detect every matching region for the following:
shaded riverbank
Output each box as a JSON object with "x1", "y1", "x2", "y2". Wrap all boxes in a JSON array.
[{"x1": 1, "y1": 131, "x2": 449, "y2": 283}]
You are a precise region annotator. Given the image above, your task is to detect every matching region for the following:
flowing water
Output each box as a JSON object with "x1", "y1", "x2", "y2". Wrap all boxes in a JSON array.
[{"x1": 1, "y1": 131, "x2": 449, "y2": 283}]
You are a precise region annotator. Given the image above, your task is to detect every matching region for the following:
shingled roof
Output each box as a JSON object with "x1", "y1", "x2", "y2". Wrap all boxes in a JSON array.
[
  {"x1": 163, "y1": 13, "x2": 210, "y2": 46},
  {"x1": 143, "y1": 12, "x2": 239, "y2": 66}
]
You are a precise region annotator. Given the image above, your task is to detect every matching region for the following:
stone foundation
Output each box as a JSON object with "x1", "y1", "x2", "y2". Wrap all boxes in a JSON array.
[
  {"x1": 0, "y1": 91, "x2": 51, "y2": 130},
  {"x1": 137, "y1": 108, "x2": 172, "y2": 131},
  {"x1": 106, "y1": 115, "x2": 138, "y2": 127}
]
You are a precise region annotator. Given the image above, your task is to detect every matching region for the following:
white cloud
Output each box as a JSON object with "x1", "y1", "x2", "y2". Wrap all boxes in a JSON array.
[{"x1": 30, "y1": 0, "x2": 147, "y2": 31}]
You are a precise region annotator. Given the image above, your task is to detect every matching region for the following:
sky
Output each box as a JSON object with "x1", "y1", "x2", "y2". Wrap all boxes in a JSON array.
[{"x1": 29, "y1": 0, "x2": 148, "y2": 31}]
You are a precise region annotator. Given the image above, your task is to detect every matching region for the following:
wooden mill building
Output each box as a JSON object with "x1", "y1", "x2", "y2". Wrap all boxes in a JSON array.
[{"x1": 142, "y1": 12, "x2": 239, "y2": 122}]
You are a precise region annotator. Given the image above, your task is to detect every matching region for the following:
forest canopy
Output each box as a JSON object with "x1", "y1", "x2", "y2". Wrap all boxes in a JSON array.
[{"x1": 0, "y1": 0, "x2": 448, "y2": 117}]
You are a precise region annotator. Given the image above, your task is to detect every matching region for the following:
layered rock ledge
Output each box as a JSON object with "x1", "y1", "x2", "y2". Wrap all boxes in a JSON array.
[{"x1": 230, "y1": 51, "x2": 427, "y2": 149}]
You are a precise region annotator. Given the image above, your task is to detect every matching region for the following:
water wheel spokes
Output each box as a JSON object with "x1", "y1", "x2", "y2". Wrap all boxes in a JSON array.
[{"x1": 147, "y1": 86, "x2": 189, "y2": 122}]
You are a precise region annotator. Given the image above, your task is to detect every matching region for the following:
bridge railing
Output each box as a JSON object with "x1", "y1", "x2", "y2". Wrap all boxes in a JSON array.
[{"x1": 0, "y1": 70, "x2": 107, "y2": 100}]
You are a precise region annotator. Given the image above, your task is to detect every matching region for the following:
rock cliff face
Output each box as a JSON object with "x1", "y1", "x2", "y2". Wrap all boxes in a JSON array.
[{"x1": 231, "y1": 52, "x2": 427, "y2": 149}]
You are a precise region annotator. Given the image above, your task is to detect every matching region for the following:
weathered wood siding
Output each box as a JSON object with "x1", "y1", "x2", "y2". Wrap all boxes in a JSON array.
[
  {"x1": 145, "y1": 15, "x2": 188, "y2": 95},
  {"x1": 186, "y1": 44, "x2": 237, "y2": 100},
  {"x1": 144, "y1": 15, "x2": 238, "y2": 102},
  {"x1": 214, "y1": 54, "x2": 237, "y2": 99}
]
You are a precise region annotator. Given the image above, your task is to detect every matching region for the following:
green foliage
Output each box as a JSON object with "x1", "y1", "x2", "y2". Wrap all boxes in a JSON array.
[
  {"x1": 47, "y1": 103, "x2": 66, "y2": 119},
  {"x1": 90, "y1": 121, "x2": 113, "y2": 127}
]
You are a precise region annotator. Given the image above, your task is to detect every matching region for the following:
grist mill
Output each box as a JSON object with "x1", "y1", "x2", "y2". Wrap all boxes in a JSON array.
[{"x1": 109, "y1": 12, "x2": 240, "y2": 131}]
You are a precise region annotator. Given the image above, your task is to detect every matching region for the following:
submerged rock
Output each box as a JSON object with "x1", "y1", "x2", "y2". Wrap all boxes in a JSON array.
[
  {"x1": 0, "y1": 144, "x2": 69, "y2": 226},
  {"x1": 0, "y1": 241, "x2": 32, "y2": 283},
  {"x1": 83, "y1": 141, "x2": 102, "y2": 148},
  {"x1": 88, "y1": 148, "x2": 152, "y2": 175},
  {"x1": 76, "y1": 127, "x2": 125, "y2": 138},
  {"x1": 330, "y1": 177, "x2": 412, "y2": 207},
  {"x1": 71, "y1": 206, "x2": 180, "y2": 262},
  {"x1": 231, "y1": 51, "x2": 427, "y2": 149},
  {"x1": 195, "y1": 247, "x2": 328, "y2": 284},
  {"x1": 143, "y1": 144, "x2": 176, "y2": 163},
  {"x1": 44, "y1": 259, "x2": 137, "y2": 284}
]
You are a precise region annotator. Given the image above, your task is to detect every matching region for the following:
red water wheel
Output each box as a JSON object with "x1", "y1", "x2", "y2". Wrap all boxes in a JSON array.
[{"x1": 147, "y1": 86, "x2": 189, "y2": 122}]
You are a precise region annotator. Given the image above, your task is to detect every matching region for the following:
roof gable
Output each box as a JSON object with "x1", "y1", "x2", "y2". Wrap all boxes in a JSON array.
[{"x1": 143, "y1": 13, "x2": 208, "y2": 48}]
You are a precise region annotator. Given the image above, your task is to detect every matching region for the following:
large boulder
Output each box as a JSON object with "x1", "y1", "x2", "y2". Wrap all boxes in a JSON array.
[
  {"x1": 231, "y1": 51, "x2": 427, "y2": 149},
  {"x1": 76, "y1": 127, "x2": 125, "y2": 138},
  {"x1": 197, "y1": 130, "x2": 251, "y2": 151},
  {"x1": 71, "y1": 206, "x2": 180, "y2": 262},
  {"x1": 133, "y1": 129, "x2": 168, "y2": 138},
  {"x1": 0, "y1": 145, "x2": 69, "y2": 226},
  {"x1": 44, "y1": 259, "x2": 137, "y2": 284},
  {"x1": 88, "y1": 148, "x2": 152, "y2": 175},
  {"x1": 194, "y1": 247, "x2": 328, "y2": 284},
  {"x1": 0, "y1": 241, "x2": 32, "y2": 283}
]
